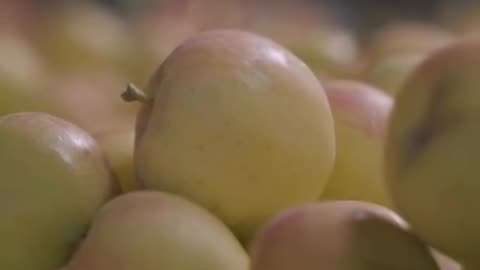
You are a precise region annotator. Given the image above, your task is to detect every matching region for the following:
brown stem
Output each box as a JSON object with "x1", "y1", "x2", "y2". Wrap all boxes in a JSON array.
[{"x1": 121, "y1": 83, "x2": 152, "y2": 103}]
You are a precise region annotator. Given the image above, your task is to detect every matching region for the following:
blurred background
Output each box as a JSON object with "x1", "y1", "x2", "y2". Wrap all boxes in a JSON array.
[{"x1": 1, "y1": 0, "x2": 479, "y2": 136}]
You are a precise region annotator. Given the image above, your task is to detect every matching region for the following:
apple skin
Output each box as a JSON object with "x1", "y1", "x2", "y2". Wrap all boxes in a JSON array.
[
  {"x1": 384, "y1": 37, "x2": 480, "y2": 267},
  {"x1": 65, "y1": 191, "x2": 249, "y2": 270},
  {"x1": 249, "y1": 200, "x2": 440, "y2": 270},
  {"x1": 431, "y1": 249, "x2": 461, "y2": 270},
  {"x1": 320, "y1": 80, "x2": 393, "y2": 207},
  {"x1": 128, "y1": 29, "x2": 336, "y2": 243},
  {"x1": 94, "y1": 129, "x2": 136, "y2": 193},
  {"x1": 0, "y1": 112, "x2": 118, "y2": 270}
]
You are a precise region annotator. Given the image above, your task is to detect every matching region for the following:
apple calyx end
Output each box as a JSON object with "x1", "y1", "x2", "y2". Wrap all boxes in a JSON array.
[{"x1": 121, "y1": 83, "x2": 152, "y2": 103}]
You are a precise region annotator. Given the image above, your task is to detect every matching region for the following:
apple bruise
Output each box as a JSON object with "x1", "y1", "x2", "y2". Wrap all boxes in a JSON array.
[{"x1": 402, "y1": 81, "x2": 452, "y2": 171}]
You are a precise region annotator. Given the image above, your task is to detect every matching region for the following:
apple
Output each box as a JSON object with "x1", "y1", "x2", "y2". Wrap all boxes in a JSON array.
[
  {"x1": 93, "y1": 128, "x2": 136, "y2": 193},
  {"x1": 431, "y1": 249, "x2": 461, "y2": 270},
  {"x1": 385, "y1": 37, "x2": 480, "y2": 268},
  {"x1": 0, "y1": 112, "x2": 118, "y2": 270},
  {"x1": 320, "y1": 80, "x2": 394, "y2": 207},
  {"x1": 65, "y1": 191, "x2": 249, "y2": 270},
  {"x1": 250, "y1": 201, "x2": 440, "y2": 270},
  {"x1": 125, "y1": 29, "x2": 336, "y2": 242}
]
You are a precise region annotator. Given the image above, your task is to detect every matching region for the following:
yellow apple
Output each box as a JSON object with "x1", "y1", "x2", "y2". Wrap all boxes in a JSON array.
[
  {"x1": 250, "y1": 201, "x2": 439, "y2": 270},
  {"x1": 320, "y1": 80, "x2": 393, "y2": 207},
  {"x1": 431, "y1": 249, "x2": 461, "y2": 270},
  {"x1": 385, "y1": 37, "x2": 480, "y2": 268},
  {"x1": 124, "y1": 29, "x2": 335, "y2": 242},
  {"x1": 0, "y1": 112, "x2": 118, "y2": 270},
  {"x1": 65, "y1": 191, "x2": 249, "y2": 270},
  {"x1": 94, "y1": 128, "x2": 136, "y2": 193}
]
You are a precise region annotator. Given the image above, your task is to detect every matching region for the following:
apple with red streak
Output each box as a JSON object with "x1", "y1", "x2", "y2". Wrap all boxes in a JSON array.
[{"x1": 250, "y1": 201, "x2": 439, "y2": 270}]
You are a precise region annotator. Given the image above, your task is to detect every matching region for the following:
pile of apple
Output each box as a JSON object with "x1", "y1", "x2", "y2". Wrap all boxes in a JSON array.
[{"x1": 2, "y1": 1, "x2": 480, "y2": 269}]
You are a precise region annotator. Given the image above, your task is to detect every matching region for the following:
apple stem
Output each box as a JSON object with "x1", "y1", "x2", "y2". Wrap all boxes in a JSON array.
[{"x1": 121, "y1": 83, "x2": 152, "y2": 103}]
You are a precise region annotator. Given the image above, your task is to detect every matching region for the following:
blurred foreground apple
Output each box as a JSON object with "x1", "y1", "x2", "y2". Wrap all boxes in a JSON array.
[
  {"x1": 320, "y1": 80, "x2": 393, "y2": 207},
  {"x1": 385, "y1": 38, "x2": 480, "y2": 269},
  {"x1": 250, "y1": 201, "x2": 440, "y2": 270},
  {"x1": 0, "y1": 112, "x2": 118, "y2": 270},
  {"x1": 432, "y1": 249, "x2": 461, "y2": 270},
  {"x1": 65, "y1": 191, "x2": 249, "y2": 270},
  {"x1": 124, "y1": 29, "x2": 335, "y2": 242}
]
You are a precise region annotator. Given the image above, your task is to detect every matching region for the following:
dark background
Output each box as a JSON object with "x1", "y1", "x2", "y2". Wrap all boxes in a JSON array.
[{"x1": 28, "y1": 0, "x2": 478, "y2": 40}]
